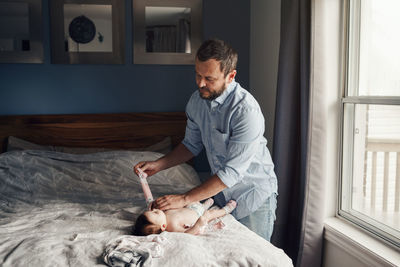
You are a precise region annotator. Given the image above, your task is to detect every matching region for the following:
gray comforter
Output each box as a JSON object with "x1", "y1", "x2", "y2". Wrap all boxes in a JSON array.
[{"x1": 0, "y1": 150, "x2": 292, "y2": 267}]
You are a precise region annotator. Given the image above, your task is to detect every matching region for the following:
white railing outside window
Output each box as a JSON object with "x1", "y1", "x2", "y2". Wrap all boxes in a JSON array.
[
  {"x1": 364, "y1": 139, "x2": 400, "y2": 213},
  {"x1": 340, "y1": 0, "x2": 400, "y2": 248}
]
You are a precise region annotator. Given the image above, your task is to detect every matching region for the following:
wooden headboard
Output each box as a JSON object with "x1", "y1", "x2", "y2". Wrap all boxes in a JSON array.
[{"x1": 0, "y1": 112, "x2": 187, "y2": 153}]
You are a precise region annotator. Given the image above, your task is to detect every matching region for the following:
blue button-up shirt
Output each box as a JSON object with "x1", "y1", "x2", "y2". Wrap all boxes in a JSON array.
[{"x1": 182, "y1": 80, "x2": 278, "y2": 219}]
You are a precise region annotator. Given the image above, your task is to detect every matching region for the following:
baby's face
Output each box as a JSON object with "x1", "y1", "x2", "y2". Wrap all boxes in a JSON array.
[{"x1": 144, "y1": 209, "x2": 167, "y2": 229}]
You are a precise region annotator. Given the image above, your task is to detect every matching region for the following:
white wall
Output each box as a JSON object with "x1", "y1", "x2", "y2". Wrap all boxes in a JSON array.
[
  {"x1": 323, "y1": 240, "x2": 367, "y2": 267},
  {"x1": 249, "y1": 0, "x2": 281, "y2": 151}
]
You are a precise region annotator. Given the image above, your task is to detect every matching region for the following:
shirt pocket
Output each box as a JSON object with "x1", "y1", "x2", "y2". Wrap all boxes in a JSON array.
[{"x1": 211, "y1": 128, "x2": 229, "y2": 156}]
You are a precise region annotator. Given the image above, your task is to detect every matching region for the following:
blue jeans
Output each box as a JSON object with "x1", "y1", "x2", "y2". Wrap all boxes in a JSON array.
[{"x1": 238, "y1": 193, "x2": 277, "y2": 242}]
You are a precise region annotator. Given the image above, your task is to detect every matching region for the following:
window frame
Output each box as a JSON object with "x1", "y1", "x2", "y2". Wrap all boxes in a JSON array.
[{"x1": 338, "y1": 0, "x2": 400, "y2": 249}]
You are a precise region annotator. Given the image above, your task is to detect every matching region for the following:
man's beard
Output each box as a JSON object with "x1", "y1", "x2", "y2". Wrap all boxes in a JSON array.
[{"x1": 199, "y1": 84, "x2": 226, "y2": 100}]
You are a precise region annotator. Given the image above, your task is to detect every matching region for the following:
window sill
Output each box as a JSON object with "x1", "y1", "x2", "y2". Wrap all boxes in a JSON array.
[{"x1": 324, "y1": 217, "x2": 400, "y2": 267}]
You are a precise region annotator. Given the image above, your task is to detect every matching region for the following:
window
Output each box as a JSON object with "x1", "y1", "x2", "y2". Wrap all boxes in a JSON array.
[{"x1": 340, "y1": 0, "x2": 400, "y2": 247}]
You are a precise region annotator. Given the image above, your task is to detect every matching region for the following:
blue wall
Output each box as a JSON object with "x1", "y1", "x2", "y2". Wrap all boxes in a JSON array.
[{"x1": 0, "y1": 0, "x2": 250, "y2": 115}]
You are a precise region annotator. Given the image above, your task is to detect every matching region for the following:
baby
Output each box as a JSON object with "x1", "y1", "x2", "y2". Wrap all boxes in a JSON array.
[{"x1": 133, "y1": 198, "x2": 237, "y2": 236}]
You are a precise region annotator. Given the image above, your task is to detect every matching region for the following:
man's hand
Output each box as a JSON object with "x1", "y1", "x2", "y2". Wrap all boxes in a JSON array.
[
  {"x1": 153, "y1": 194, "x2": 188, "y2": 210},
  {"x1": 133, "y1": 144, "x2": 194, "y2": 178},
  {"x1": 133, "y1": 160, "x2": 162, "y2": 177}
]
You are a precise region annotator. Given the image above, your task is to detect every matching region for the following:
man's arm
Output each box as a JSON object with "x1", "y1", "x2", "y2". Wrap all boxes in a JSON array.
[
  {"x1": 153, "y1": 174, "x2": 227, "y2": 210},
  {"x1": 156, "y1": 143, "x2": 194, "y2": 170},
  {"x1": 134, "y1": 143, "x2": 194, "y2": 177}
]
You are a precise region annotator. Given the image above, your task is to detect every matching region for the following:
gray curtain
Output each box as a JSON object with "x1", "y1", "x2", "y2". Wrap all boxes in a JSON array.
[
  {"x1": 271, "y1": 0, "x2": 316, "y2": 266},
  {"x1": 176, "y1": 18, "x2": 191, "y2": 53}
]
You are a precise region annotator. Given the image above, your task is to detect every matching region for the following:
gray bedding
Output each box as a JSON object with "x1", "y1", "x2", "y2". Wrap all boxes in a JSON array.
[{"x1": 0, "y1": 150, "x2": 292, "y2": 267}]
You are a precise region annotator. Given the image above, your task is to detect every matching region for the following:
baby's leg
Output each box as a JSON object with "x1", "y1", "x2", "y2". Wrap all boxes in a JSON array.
[
  {"x1": 204, "y1": 200, "x2": 237, "y2": 222},
  {"x1": 201, "y1": 198, "x2": 214, "y2": 210},
  {"x1": 223, "y1": 200, "x2": 237, "y2": 214},
  {"x1": 185, "y1": 200, "x2": 237, "y2": 235}
]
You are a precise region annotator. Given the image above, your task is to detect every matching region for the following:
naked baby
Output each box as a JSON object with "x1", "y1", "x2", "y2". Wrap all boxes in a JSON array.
[
  {"x1": 133, "y1": 198, "x2": 237, "y2": 236},
  {"x1": 133, "y1": 166, "x2": 236, "y2": 236}
]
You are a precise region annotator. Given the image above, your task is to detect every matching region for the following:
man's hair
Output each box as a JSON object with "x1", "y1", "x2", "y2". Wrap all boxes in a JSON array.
[
  {"x1": 132, "y1": 213, "x2": 162, "y2": 236},
  {"x1": 196, "y1": 38, "x2": 238, "y2": 77}
]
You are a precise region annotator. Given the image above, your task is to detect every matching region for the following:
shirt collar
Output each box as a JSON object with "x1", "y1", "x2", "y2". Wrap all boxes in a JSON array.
[{"x1": 211, "y1": 80, "x2": 237, "y2": 108}]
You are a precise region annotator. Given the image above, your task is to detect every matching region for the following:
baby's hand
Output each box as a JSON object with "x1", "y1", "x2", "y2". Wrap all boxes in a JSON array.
[
  {"x1": 184, "y1": 215, "x2": 208, "y2": 235},
  {"x1": 136, "y1": 167, "x2": 148, "y2": 179}
]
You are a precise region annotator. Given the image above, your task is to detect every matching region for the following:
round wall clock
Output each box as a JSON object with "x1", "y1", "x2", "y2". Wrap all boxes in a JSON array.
[{"x1": 68, "y1": 15, "x2": 96, "y2": 44}]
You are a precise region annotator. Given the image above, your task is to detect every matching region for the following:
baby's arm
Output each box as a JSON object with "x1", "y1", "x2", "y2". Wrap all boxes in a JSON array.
[
  {"x1": 184, "y1": 213, "x2": 208, "y2": 235},
  {"x1": 184, "y1": 200, "x2": 237, "y2": 235}
]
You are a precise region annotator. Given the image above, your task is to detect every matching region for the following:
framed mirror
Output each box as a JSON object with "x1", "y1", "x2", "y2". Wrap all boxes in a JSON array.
[
  {"x1": 0, "y1": 0, "x2": 43, "y2": 63},
  {"x1": 133, "y1": 0, "x2": 202, "y2": 65},
  {"x1": 49, "y1": 0, "x2": 124, "y2": 64}
]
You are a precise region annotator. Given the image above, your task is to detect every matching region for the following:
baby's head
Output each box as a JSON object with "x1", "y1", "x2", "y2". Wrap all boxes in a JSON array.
[{"x1": 132, "y1": 209, "x2": 167, "y2": 236}]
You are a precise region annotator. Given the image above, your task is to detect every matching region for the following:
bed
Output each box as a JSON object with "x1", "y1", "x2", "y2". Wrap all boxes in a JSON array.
[{"x1": 0, "y1": 112, "x2": 293, "y2": 267}]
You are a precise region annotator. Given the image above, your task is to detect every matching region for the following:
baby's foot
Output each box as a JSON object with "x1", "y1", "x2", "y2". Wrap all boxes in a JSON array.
[
  {"x1": 223, "y1": 200, "x2": 237, "y2": 214},
  {"x1": 202, "y1": 198, "x2": 214, "y2": 210}
]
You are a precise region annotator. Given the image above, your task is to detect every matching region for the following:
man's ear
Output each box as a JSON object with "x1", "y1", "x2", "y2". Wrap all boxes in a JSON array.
[{"x1": 227, "y1": 70, "x2": 237, "y2": 83}]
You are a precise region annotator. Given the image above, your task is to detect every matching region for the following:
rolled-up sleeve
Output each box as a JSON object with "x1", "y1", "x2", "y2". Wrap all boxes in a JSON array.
[
  {"x1": 182, "y1": 105, "x2": 204, "y2": 156},
  {"x1": 216, "y1": 108, "x2": 264, "y2": 188}
]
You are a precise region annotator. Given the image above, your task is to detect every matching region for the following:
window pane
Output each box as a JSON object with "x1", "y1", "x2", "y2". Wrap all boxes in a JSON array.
[
  {"x1": 350, "y1": 104, "x2": 400, "y2": 235},
  {"x1": 357, "y1": 0, "x2": 400, "y2": 96}
]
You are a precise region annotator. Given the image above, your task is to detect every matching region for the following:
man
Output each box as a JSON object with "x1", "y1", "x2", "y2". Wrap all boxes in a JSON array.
[{"x1": 134, "y1": 38, "x2": 278, "y2": 241}]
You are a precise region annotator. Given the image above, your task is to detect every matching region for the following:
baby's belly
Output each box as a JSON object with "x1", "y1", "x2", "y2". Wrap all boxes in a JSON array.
[{"x1": 165, "y1": 208, "x2": 199, "y2": 232}]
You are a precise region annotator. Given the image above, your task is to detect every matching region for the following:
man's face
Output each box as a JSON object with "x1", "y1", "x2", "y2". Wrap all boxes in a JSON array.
[{"x1": 195, "y1": 58, "x2": 236, "y2": 100}]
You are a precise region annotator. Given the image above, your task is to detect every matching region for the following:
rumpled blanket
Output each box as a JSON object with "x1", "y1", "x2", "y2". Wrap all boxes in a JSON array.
[
  {"x1": 103, "y1": 234, "x2": 170, "y2": 267},
  {"x1": 0, "y1": 150, "x2": 293, "y2": 267}
]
